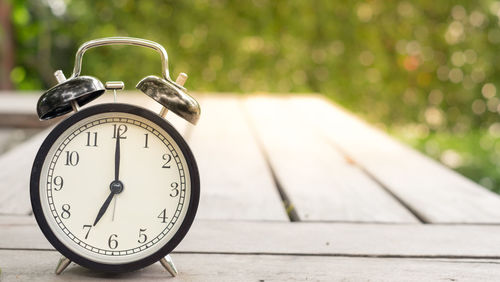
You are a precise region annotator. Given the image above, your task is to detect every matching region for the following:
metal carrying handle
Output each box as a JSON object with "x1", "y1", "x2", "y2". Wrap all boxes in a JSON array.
[{"x1": 70, "y1": 37, "x2": 172, "y2": 81}]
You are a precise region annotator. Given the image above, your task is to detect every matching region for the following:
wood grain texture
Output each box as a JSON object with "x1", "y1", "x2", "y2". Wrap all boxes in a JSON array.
[
  {"x1": 0, "y1": 91, "x2": 191, "y2": 129},
  {"x1": 187, "y1": 96, "x2": 288, "y2": 221},
  {"x1": 291, "y1": 96, "x2": 500, "y2": 223},
  {"x1": 0, "y1": 250, "x2": 499, "y2": 282},
  {"x1": 0, "y1": 129, "x2": 41, "y2": 154},
  {"x1": 0, "y1": 92, "x2": 56, "y2": 127},
  {"x1": 0, "y1": 129, "x2": 49, "y2": 214},
  {"x1": 0, "y1": 93, "x2": 188, "y2": 215},
  {"x1": 3, "y1": 216, "x2": 500, "y2": 258},
  {"x1": 244, "y1": 96, "x2": 417, "y2": 222},
  {"x1": 3, "y1": 93, "x2": 500, "y2": 281},
  {"x1": 0, "y1": 92, "x2": 38, "y2": 114}
]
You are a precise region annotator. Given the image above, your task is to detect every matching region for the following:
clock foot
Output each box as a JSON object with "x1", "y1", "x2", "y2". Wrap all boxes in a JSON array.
[
  {"x1": 160, "y1": 255, "x2": 178, "y2": 277},
  {"x1": 55, "y1": 256, "x2": 71, "y2": 275}
]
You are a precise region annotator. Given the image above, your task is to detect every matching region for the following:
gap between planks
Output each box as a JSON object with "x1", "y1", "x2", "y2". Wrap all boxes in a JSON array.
[
  {"x1": 1, "y1": 250, "x2": 500, "y2": 282},
  {"x1": 185, "y1": 95, "x2": 288, "y2": 221},
  {"x1": 239, "y1": 98, "x2": 299, "y2": 221},
  {"x1": 4, "y1": 216, "x2": 500, "y2": 258},
  {"x1": 319, "y1": 133, "x2": 427, "y2": 223},
  {"x1": 242, "y1": 96, "x2": 418, "y2": 223},
  {"x1": 289, "y1": 96, "x2": 500, "y2": 224},
  {"x1": 0, "y1": 94, "x2": 290, "y2": 222},
  {"x1": 3, "y1": 248, "x2": 500, "y2": 261}
]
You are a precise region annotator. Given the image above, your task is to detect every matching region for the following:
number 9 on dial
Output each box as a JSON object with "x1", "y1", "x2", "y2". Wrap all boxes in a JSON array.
[{"x1": 31, "y1": 103, "x2": 200, "y2": 273}]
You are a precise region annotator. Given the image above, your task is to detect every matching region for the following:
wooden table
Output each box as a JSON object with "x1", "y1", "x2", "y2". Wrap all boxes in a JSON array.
[{"x1": 1, "y1": 92, "x2": 500, "y2": 281}]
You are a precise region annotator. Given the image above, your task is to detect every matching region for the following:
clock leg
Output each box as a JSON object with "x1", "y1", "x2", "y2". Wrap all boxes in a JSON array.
[
  {"x1": 55, "y1": 256, "x2": 71, "y2": 275},
  {"x1": 159, "y1": 255, "x2": 178, "y2": 277}
]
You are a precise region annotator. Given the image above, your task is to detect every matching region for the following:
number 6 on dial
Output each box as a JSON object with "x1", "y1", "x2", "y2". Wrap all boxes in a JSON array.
[{"x1": 30, "y1": 37, "x2": 201, "y2": 276}]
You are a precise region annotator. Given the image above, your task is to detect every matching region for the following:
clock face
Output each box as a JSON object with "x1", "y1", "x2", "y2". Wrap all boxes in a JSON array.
[{"x1": 31, "y1": 103, "x2": 199, "y2": 272}]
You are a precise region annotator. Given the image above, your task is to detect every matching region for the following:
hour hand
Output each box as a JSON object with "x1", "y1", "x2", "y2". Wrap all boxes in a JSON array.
[
  {"x1": 94, "y1": 180, "x2": 124, "y2": 226},
  {"x1": 93, "y1": 191, "x2": 115, "y2": 226}
]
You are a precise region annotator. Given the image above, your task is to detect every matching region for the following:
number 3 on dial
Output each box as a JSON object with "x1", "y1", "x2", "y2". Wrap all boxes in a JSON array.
[{"x1": 31, "y1": 103, "x2": 200, "y2": 272}]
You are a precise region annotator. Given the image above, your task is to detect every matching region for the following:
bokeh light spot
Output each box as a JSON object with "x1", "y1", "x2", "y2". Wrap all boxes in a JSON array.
[
  {"x1": 428, "y1": 89, "x2": 443, "y2": 105},
  {"x1": 482, "y1": 83, "x2": 497, "y2": 98},
  {"x1": 451, "y1": 5, "x2": 466, "y2": 20},
  {"x1": 359, "y1": 51, "x2": 375, "y2": 66},
  {"x1": 472, "y1": 99, "x2": 486, "y2": 115},
  {"x1": 357, "y1": 3, "x2": 373, "y2": 22},
  {"x1": 451, "y1": 51, "x2": 465, "y2": 67},
  {"x1": 10, "y1": 67, "x2": 26, "y2": 84},
  {"x1": 440, "y1": 149, "x2": 463, "y2": 168},
  {"x1": 448, "y1": 68, "x2": 463, "y2": 83}
]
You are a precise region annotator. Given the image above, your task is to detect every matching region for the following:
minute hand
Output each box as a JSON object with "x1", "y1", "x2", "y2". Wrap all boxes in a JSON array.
[
  {"x1": 93, "y1": 128, "x2": 122, "y2": 226},
  {"x1": 115, "y1": 128, "x2": 120, "y2": 181}
]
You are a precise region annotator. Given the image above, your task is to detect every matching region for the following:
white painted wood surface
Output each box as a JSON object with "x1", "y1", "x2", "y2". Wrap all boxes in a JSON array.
[
  {"x1": 244, "y1": 96, "x2": 418, "y2": 222},
  {"x1": 1, "y1": 250, "x2": 498, "y2": 282},
  {"x1": 0, "y1": 93, "x2": 188, "y2": 215},
  {"x1": 3, "y1": 216, "x2": 500, "y2": 258},
  {"x1": 188, "y1": 96, "x2": 287, "y2": 220},
  {"x1": 0, "y1": 129, "x2": 48, "y2": 214},
  {"x1": 0, "y1": 92, "x2": 39, "y2": 114},
  {"x1": 291, "y1": 96, "x2": 500, "y2": 223},
  {"x1": 0, "y1": 129, "x2": 41, "y2": 154},
  {"x1": 1, "y1": 93, "x2": 500, "y2": 280}
]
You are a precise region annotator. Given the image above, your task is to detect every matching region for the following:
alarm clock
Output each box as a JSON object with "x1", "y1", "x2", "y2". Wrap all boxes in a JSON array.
[{"x1": 30, "y1": 37, "x2": 200, "y2": 276}]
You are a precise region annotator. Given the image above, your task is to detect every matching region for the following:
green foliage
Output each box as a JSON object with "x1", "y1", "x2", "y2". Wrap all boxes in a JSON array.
[
  {"x1": 393, "y1": 127, "x2": 500, "y2": 193},
  {"x1": 7, "y1": 0, "x2": 500, "y2": 191}
]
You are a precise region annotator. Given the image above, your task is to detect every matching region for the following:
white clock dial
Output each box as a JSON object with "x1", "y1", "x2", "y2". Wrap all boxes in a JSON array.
[{"x1": 36, "y1": 109, "x2": 195, "y2": 265}]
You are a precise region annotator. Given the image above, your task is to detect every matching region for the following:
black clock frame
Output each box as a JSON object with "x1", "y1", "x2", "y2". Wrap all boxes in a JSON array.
[{"x1": 30, "y1": 103, "x2": 200, "y2": 273}]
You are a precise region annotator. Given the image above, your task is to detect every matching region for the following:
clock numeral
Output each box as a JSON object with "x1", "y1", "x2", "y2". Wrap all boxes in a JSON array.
[
  {"x1": 162, "y1": 154, "x2": 172, "y2": 168},
  {"x1": 64, "y1": 151, "x2": 79, "y2": 166},
  {"x1": 144, "y1": 133, "x2": 149, "y2": 148},
  {"x1": 61, "y1": 204, "x2": 71, "y2": 219},
  {"x1": 157, "y1": 208, "x2": 168, "y2": 223},
  {"x1": 53, "y1": 176, "x2": 64, "y2": 191},
  {"x1": 85, "y1": 132, "x2": 98, "y2": 147},
  {"x1": 112, "y1": 124, "x2": 128, "y2": 139},
  {"x1": 82, "y1": 225, "x2": 92, "y2": 239},
  {"x1": 138, "y1": 228, "x2": 147, "y2": 243},
  {"x1": 170, "y1": 182, "x2": 179, "y2": 197},
  {"x1": 108, "y1": 234, "x2": 118, "y2": 249}
]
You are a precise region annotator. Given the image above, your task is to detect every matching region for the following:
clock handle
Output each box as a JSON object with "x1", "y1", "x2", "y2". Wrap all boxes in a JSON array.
[{"x1": 69, "y1": 37, "x2": 176, "y2": 85}]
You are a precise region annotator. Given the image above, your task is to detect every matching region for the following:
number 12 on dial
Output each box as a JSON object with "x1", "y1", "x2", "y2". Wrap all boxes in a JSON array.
[{"x1": 31, "y1": 103, "x2": 200, "y2": 272}]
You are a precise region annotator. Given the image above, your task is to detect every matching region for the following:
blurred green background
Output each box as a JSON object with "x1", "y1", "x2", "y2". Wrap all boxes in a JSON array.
[{"x1": 1, "y1": 0, "x2": 499, "y2": 192}]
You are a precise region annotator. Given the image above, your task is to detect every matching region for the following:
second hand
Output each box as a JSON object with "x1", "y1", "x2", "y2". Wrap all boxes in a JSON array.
[{"x1": 112, "y1": 197, "x2": 117, "y2": 221}]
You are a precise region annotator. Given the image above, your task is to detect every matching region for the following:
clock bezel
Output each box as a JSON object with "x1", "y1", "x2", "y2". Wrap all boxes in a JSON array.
[{"x1": 30, "y1": 103, "x2": 200, "y2": 272}]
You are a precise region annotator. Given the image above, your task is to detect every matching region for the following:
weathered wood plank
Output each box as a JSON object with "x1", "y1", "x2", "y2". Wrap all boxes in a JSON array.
[
  {"x1": 0, "y1": 129, "x2": 15, "y2": 153},
  {"x1": 0, "y1": 92, "x2": 189, "y2": 129},
  {"x1": 0, "y1": 92, "x2": 43, "y2": 127},
  {"x1": 3, "y1": 216, "x2": 500, "y2": 258},
  {"x1": 0, "y1": 129, "x2": 49, "y2": 214},
  {"x1": 188, "y1": 96, "x2": 288, "y2": 221},
  {"x1": 0, "y1": 92, "x2": 40, "y2": 112},
  {"x1": 291, "y1": 96, "x2": 500, "y2": 223},
  {"x1": 0, "y1": 250, "x2": 499, "y2": 281},
  {"x1": 0, "y1": 129, "x2": 41, "y2": 154},
  {"x1": 244, "y1": 96, "x2": 417, "y2": 223},
  {"x1": 0, "y1": 94, "x2": 287, "y2": 221},
  {"x1": 0, "y1": 93, "x2": 188, "y2": 215}
]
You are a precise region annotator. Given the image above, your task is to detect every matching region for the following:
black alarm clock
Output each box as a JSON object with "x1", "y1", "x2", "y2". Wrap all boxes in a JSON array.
[{"x1": 30, "y1": 37, "x2": 200, "y2": 276}]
